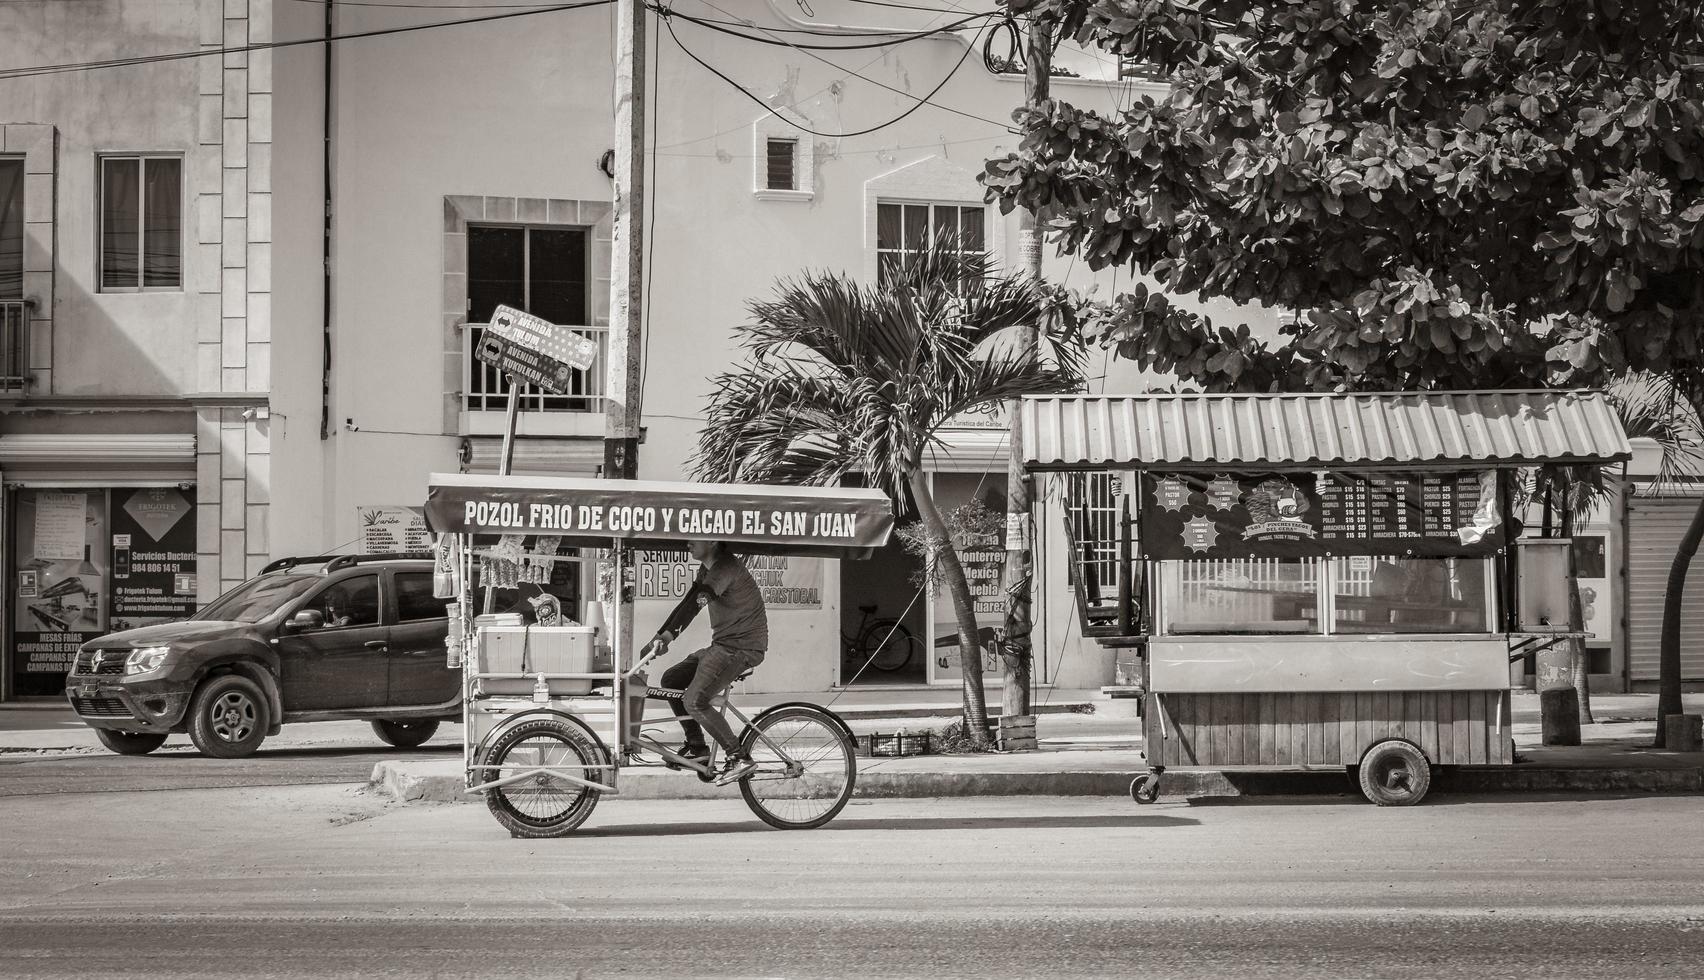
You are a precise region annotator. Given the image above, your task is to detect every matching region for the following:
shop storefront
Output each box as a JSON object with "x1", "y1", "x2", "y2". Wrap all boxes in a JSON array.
[
  {"x1": 0, "y1": 429, "x2": 200, "y2": 700},
  {"x1": 7, "y1": 486, "x2": 198, "y2": 697}
]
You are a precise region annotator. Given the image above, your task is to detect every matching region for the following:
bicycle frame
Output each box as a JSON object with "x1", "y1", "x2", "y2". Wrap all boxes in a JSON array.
[{"x1": 628, "y1": 685, "x2": 810, "y2": 780}]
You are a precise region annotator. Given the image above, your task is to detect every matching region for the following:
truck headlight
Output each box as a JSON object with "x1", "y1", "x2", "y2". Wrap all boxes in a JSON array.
[{"x1": 125, "y1": 647, "x2": 172, "y2": 675}]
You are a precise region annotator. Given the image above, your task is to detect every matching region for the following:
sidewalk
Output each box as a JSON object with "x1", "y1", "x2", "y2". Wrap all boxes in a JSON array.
[
  {"x1": 7, "y1": 690, "x2": 1702, "y2": 801},
  {"x1": 370, "y1": 691, "x2": 1704, "y2": 804}
]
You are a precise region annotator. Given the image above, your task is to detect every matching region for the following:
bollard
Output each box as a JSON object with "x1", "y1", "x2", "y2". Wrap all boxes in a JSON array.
[
  {"x1": 1663, "y1": 714, "x2": 1703, "y2": 752},
  {"x1": 1540, "y1": 687, "x2": 1581, "y2": 746}
]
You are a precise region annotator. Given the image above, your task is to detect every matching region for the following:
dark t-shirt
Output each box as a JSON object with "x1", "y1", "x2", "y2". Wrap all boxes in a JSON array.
[{"x1": 700, "y1": 553, "x2": 768, "y2": 655}]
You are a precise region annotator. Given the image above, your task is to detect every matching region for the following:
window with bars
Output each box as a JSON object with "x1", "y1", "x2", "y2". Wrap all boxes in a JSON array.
[
  {"x1": 1066, "y1": 472, "x2": 1123, "y2": 605},
  {"x1": 99, "y1": 155, "x2": 181, "y2": 291},
  {"x1": 875, "y1": 201, "x2": 985, "y2": 289},
  {"x1": 765, "y1": 139, "x2": 797, "y2": 191},
  {"x1": 464, "y1": 224, "x2": 603, "y2": 413}
]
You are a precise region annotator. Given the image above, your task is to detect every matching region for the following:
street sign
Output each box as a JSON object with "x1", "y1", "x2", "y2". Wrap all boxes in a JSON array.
[{"x1": 474, "y1": 304, "x2": 599, "y2": 395}]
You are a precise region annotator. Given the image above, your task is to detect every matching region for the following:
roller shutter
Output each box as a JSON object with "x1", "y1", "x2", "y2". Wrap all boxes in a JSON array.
[{"x1": 1626, "y1": 496, "x2": 1704, "y2": 684}]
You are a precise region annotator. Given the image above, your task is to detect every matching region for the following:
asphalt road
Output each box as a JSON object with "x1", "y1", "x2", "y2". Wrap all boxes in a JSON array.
[{"x1": 2, "y1": 785, "x2": 1700, "y2": 979}]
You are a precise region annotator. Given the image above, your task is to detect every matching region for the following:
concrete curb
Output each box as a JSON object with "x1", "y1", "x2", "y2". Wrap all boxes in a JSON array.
[{"x1": 369, "y1": 760, "x2": 1704, "y2": 804}]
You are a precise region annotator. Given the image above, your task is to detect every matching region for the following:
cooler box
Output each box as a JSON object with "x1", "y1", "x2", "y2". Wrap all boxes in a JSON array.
[{"x1": 477, "y1": 625, "x2": 596, "y2": 697}]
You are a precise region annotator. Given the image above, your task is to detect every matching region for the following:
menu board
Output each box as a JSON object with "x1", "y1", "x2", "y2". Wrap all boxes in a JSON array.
[{"x1": 1141, "y1": 471, "x2": 1502, "y2": 560}]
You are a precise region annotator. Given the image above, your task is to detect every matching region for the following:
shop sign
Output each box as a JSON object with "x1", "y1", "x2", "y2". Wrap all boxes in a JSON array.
[
  {"x1": 634, "y1": 548, "x2": 823, "y2": 609},
  {"x1": 358, "y1": 505, "x2": 432, "y2": 554},
  {"x1": 1141, "y1": 470, "x2": 1503, "y2": 560},
  {"x1": 473, "y1": 304, "x2": 598, "y2": 395},
  {"x1": 12, "y1": 492, "x2": 108, "y2": 696},
  {"x1": 110, "y1": 488, "x2": 198, "y2": 633}
]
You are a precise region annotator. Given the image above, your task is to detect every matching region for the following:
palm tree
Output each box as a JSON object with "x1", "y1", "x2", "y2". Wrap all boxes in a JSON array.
[{"x1": 692, "y1": 243, "x2": 1087, "y2": 745}]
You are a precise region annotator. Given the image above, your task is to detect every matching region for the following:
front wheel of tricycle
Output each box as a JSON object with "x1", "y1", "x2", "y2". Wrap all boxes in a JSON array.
[
  {"x1": 478, "y1": 717, "x2": 610, "y2": 838},
  {"x1": 737, "y1": 704, "x2": 856, "y2": 830}
]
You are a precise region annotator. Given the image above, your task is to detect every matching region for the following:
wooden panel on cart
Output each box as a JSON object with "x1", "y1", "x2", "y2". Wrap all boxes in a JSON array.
[{"x1": 1143, "y1": 690, "x2": 1514, "y2": 767}]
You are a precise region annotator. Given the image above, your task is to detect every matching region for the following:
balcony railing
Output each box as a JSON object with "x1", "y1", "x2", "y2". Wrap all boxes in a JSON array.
[
  {"x1": 462, "y1": 321, "x2": 607, "y2": 413},
  {"x1": 0, "y1": 299, "x2": 30, "y2": 392}
]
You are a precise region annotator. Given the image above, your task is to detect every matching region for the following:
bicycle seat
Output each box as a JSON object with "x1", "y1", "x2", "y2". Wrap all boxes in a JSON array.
[
  {"x1": 735, "y1": 667, "x2": 755, "y2": 683},
  {"x1": 858, "y1": 604, "x2": 877, "y2": 615}
]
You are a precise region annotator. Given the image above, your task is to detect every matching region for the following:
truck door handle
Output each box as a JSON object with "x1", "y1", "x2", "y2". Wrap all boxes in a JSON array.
[{"x1": 364, "y1": 640, "x2": 389, "y2": 651}]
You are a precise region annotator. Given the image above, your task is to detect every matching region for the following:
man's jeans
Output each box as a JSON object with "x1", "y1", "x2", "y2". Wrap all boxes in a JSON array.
[{"x1": 659, "y1": 644, "x2": 764, "y2": 755}]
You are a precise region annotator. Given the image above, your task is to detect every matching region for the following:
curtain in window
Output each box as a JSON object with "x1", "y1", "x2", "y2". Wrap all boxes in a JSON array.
[
  {"x1": 142, "y1": 158, "x2": 181, "y2": 288},
  {"x1": 0, "y1": 159, "x2": 26, "y2": 298},
  {"x1": 101, "y1": 158, "x2": 140, "y2": 290}
]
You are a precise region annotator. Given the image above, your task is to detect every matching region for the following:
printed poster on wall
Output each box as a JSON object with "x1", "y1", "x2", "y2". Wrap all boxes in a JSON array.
[
  {"x1": 634, "y1": 548, "x2": 823, "y2": 609},
  {"x1": 930, "y1": 475, "x2": 1007, "y2": 687},
  {"x1": 358, "y1": 505, "x2": 433, "y2": 554},
  {"x1": 11, "y1": 491, "x2": 108, "y2": 696},
  {"x1": 109, "y1": 488, "x2": 199, "y2": 633}
]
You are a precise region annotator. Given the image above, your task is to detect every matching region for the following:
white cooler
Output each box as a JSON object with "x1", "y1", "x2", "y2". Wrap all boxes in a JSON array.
[{"x1": 477, "y1": 625, "x2": 597, "y2": 697}]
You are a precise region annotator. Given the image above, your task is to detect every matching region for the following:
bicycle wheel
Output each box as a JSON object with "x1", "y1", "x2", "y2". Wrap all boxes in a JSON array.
[
  {"x1": 861, "y1": 619, "x2": 917, "y2": 673},
  {"x1": 737, "y1": 704, "x2": 857, "y2": 830},
  {"x1": 478, "y1": 717, "x2": 609, "y2": 838}
]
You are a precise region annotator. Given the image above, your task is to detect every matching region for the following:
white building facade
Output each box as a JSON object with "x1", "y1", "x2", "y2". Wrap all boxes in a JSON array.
[{"x1": 2, "y1": 0, "x2": 1284, "y2": 698}]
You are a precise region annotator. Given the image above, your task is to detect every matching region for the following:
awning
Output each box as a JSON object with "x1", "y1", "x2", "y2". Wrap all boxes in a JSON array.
[
  {"x1": 1022, "y1": 390, "x2": 1631, "y2": 471},
  {"x1": 425, "y1": 474, "x2": 894, "y2": 557}
]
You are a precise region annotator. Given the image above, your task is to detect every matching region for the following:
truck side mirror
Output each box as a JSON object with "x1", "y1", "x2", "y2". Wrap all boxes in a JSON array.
[{"x1": 287, "y1": 609, "x2": 326, "y2": 631}]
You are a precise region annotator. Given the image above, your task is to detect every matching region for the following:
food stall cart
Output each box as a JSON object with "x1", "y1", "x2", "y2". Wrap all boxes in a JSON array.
[
  {"x1": 1021, "y1": 390, "x2": 1631, "y2": 805},
  {"x1": 424, "y1": 473, "x2": 894, "y2": 837}
]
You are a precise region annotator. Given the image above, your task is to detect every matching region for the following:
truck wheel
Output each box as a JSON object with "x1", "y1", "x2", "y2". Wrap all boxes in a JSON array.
[
  {"x1": 1358, "y1": 739, "x2": 1432, "y2": 806},
  {"x1": 187, "y1": 675, "x2": 269, "y2": 759},
  {"x1": 96, "y1": 729, "x2": 168, "y2": 756},
  {"x1": 372, "y1": 718, "x2": 439, "y2": 749}
]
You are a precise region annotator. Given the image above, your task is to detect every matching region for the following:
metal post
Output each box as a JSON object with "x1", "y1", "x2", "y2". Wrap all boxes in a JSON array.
[
  {"x1": 1001, "y1": 16, "x2": 1051, "y2": 717},
  {"x1": 604, "y1": 0, "x2": 646, "y2": 672},
  {"x1": 499, "y1": 375, "x2": 522, "y2": 477}
]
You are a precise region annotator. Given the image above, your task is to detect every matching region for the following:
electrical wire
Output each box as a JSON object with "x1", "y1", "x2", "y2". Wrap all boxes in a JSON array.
[
  {"x1": 693, "y1": 0, "x2": 1013, "y2": 132},
  {"x1": 664, "y1": 12, "x2": 990, "y2": 139},
  {"x1": 0, "y1": 0, "x2": 614, "y2": 80},
  {"x1": 662, "y1": 5, "x2": 995, "y2": 51}
]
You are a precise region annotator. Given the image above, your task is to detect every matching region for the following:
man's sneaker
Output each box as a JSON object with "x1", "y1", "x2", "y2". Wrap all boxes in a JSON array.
[
  {"x1": 665, "y1": 742, "x2": 711, "y2": 771},
  {"x1": 714, "y1": 754, "x2": 757, "y2": 785}
]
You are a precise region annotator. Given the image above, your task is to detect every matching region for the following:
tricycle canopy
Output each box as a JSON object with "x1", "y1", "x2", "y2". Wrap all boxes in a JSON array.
[{"x1": 424, "y1": 473, "x2": 893, "y2": 558}]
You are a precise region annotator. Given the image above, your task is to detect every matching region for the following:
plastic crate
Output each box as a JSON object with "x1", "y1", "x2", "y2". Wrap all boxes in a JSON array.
[{"x1": 860, "y1": 731, "x2": 933, "y2": 757}]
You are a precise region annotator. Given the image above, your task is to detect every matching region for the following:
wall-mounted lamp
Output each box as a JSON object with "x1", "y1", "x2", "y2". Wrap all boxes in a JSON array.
[{"x1": 597, "y1": 149, "x2": 616, "y2": 179}]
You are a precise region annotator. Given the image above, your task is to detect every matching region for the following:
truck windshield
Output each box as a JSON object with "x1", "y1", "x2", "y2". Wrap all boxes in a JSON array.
[{"x1": 195, "y1": 575, "x2": 320, "y2": 624}]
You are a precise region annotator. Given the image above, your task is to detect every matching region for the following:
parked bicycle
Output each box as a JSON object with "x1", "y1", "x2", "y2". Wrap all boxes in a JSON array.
[{"x1": 842, "y1": 604, "x2": 921, "y2": 674}]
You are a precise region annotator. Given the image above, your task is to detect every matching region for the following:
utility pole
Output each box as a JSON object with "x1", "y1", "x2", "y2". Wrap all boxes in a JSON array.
[
  {"x1": 1001, "y1": 17, "x2": 1050, "y2": 719},
  {"x1": 604, "y1": 0, "x2": 645, "y2": 647}
]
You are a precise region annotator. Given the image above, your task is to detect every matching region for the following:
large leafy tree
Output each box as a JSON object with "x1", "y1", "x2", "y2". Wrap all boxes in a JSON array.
[
  {"x1": 693, "y1": 246, "x2": 1087, "y2": 744},
  {"x1": 983, "y1": 0, "x2": 1704, "y2": 740}
]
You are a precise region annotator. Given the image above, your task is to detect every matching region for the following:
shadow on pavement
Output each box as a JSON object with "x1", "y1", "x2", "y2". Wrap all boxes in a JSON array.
[{"x1": 569, "y1": 813, "x2": 1200, "y2": 837}]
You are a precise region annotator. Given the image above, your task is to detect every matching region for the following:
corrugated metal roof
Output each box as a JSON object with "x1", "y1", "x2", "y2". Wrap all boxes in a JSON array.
[{"x1": 1022, "y1": 390, "x2": 1631, "y2": 470}]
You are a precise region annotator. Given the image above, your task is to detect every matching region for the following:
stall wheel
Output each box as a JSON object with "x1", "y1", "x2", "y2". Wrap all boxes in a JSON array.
[
  {"x1": 1358, "y1": 739, "x2": 1432, "y2": 807},
  {"x1": 1129, "y1": 770, "x2": 1162, "y2": 804}
]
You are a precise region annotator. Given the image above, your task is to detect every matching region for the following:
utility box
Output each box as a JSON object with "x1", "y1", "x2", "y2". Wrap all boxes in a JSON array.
[{"x1": 1516, "y1": 537, "x2": 1573, "y2": 631}]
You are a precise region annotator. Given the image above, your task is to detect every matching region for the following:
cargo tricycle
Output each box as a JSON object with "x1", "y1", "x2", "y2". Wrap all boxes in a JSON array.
[{"x1": 425, "y1": 474, "x2": 893, "y2": 837}]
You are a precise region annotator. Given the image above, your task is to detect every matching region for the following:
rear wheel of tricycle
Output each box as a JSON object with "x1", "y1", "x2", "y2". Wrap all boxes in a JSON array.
[
  {"x1": 737, "y1": 705, "x2": 856, "y2": 830},
  {"x1": 479, "y1": 717, "x2": 610, "y2": 838},
  {"x1": 1358, "y1": 739, "x2": 1432, "y2": 806}
]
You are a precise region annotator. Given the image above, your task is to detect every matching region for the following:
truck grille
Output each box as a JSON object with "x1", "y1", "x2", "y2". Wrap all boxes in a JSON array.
[
  {"x1": 71, "y1": 697, "x2": 132, "y2": 718},
  {"x1": 72, "y1": 651, "x2": 126, "y2": 675}
]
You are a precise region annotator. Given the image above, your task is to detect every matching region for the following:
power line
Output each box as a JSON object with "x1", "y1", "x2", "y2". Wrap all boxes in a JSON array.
[
  {"x1": 691, "y1": 0, "x2": 1012, "y2": 131},
  {"x1": 0, "y1": 0, "x2": 614, "y2": 80},
  {"x1": 664, "y1": 12, "x2": 989, "y2": 139},
  {"x1": 663, "y1": 5, "x2": 995, "y2": 51}
]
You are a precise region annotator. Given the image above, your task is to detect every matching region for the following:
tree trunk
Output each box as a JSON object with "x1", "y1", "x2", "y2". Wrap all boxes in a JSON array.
[
  {"x1": 907, "y1": 467, "x2": 992, "y2": 747},
  {"x1": 1560, "y1": 507, "x2": 1594, "y2": 725},
  {"x1": 1655, "y1": 492, "x2": 1704, "y2": 747}
]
